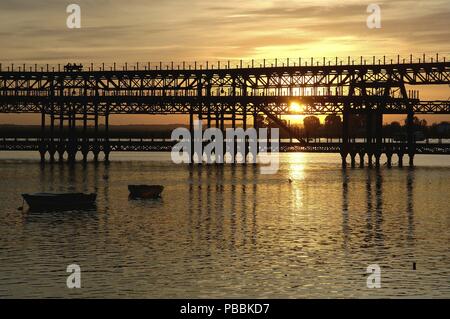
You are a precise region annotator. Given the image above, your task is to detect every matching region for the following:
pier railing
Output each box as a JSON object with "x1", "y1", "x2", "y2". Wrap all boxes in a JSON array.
[{"x1": 1, "y1": 53, "x2": 449, "y2": 73}]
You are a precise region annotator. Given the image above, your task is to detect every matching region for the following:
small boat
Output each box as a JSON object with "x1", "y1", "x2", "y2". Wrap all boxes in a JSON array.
[
  {"x1": 128, "y1": 185, "x2": 164, "y2": 199},
  {"x1": 22, "y1": 193, "x2": 97, "y2": 211}
]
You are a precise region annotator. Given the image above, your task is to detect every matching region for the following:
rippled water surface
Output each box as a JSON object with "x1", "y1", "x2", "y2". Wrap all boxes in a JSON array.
[{"x1": 0, "y1": 152, "x2": 449, "y2": 298}]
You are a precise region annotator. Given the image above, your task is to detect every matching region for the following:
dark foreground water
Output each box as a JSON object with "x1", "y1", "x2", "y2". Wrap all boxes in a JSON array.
[{"x1": 0, "y1": 152, "x2": 449, "y2": 298}]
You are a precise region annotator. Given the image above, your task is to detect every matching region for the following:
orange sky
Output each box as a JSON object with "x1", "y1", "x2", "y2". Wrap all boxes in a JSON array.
[{"x1": 0, "y1": 0, "x2": 449, "y2": 125}]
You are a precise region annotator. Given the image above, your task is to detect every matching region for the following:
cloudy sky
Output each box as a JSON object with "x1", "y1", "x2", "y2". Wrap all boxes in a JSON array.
[
  {"x1": 0, "y1": 0, "x2": 449, "y2": 62},
  {"x1": 0, "y1": 0, "x2": 449, "y2": 124}
]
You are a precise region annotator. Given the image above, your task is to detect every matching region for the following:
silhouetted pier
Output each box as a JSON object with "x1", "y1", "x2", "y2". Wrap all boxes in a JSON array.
[{"x1": 1, "y1": 54, "x2": 449, "y2": 167}]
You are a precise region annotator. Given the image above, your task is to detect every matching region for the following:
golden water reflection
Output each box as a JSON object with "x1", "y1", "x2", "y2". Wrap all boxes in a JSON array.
[{"x1": 0, "y1": 154, "x2": 448, "y2": 298}]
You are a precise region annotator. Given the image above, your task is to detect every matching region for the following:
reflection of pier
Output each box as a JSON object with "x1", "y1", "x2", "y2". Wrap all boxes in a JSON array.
[
  {"x1": 342, "y1": 168, "x2": 419, "y2": 255},
  {"x1": 1, "y1": 55, "x2": 449, "y2": 166},
  {"x1": 341, "y1": 169, "x2": 416, "y2": 251},
  {"x1": 187, "y1": 166, "x2": 259, "y2": 250}
]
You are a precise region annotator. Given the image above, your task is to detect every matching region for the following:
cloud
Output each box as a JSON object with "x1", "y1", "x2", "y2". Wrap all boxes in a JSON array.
[{"x1": 0, "y1": 0, "x2": 449, "y2": 63}]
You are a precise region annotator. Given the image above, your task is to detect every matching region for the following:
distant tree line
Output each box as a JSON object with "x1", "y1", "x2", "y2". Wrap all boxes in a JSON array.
[
  {"x1": 262, "y1": 114, "x2": 450, "y2": 139},
  {"x1": 1, "y1": 116, "x2": 449, "y2": 139}
]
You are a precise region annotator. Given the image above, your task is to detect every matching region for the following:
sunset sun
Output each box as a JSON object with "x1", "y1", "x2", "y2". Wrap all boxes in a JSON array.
[
  {"x1": 290, "y1": 102, "x2": 303, "y2": 113},
  {"x1": 287, "y1": 102, "x2": 306, "y2": 123}
]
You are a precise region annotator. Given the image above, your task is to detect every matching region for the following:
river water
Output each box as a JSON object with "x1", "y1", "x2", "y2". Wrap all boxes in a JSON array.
[{"x1": 0, "y1": 152, "x2": 449, "y2": 298}]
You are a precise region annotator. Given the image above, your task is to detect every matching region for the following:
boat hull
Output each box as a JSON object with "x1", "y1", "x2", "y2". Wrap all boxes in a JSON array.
[
  {"x1": 128, "y1": 185, "x2": 164, "y2": 199},
  {"x1": 22, "y1": 193, "x2": 97, "y2": 211}
]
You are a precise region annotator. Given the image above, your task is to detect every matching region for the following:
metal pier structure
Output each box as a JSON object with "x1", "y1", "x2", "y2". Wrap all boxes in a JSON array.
[{"x1": 0, "y1": 54, "x2": 449, "y2": 167}]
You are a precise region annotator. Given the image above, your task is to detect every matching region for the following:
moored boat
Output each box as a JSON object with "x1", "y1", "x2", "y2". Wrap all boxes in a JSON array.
[
  {"x1": 128, "y1": 185, "x2": 164, "y2": 199},
  {"x1": 22, "y1": 193, "x2": 97, "y2": 211}
]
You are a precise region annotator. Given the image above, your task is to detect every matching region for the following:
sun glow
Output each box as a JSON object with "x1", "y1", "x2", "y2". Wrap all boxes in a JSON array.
[
  {"x1": 290, "y1": 102, "x2": 303, "y2": 113},
  {"x1": 287, "y1": 102, "x2": 305, "y2": 123}
]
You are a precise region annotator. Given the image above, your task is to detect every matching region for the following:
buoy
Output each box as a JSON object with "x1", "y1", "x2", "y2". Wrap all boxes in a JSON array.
[{"x1": 413, "y1": 262, "x2": 416, "y2": 270}]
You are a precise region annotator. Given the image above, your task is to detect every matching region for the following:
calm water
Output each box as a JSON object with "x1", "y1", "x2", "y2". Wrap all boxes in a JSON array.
[{"x1": 0, "y1": 152, "x2": 449, "y2": 298}]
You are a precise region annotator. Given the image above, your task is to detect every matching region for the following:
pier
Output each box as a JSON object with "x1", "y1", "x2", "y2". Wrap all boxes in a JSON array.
[{"x1": 1, "y1": 54, "x2": 449, "y2": 167}]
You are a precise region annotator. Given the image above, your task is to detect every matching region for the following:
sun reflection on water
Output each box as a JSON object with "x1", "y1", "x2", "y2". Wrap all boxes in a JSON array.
[{"x1": 286, "y1": 153, "x2": 307, "y2": 209}]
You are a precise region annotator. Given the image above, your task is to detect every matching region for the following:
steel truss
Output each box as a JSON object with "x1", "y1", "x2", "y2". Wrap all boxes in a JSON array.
[{"x1": 0, "y1": 59, "x2": 449, "y2": 166}]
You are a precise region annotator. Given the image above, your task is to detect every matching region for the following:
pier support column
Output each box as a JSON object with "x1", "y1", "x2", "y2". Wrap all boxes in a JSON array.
[
  {"x1": 340, "y1": 152, "x2": 348, "y2": 169},
  {"x1": 206, "y1": 83, "x2": 212, "y2": 130},
  {"x1": 189, "y1": 106, "x2": 194, "y2": 165},
  {"x1": 49, "y1": 149, "x2": 56, "y2": 163},
  {"x1": 104, "y1": 152, "x2": 110, "y2": 163},
  {"x1": 219, "y1": 106, "x2": 225, "y2": 165},
  {"x1": 104, "y1": 111, "x2": 111, "y2": 164},
  {"x1": 205, "y1": 105, "x2": 213, "y2": 164},
  {"x1": 253, "y1": 108, "x2": 259, "y2": 165},
  {"x1": 93, "y1": 110, "x2": 99, "y2": 163},
  {"x1": 67, "y1": 113, "x2": 77, "y2": 163},
  {"x1": 406, "y1": 105, "x2": 415, "y2": 169},
  {"x1": 386, "y1": 153, "x2": 392, "y2": 168},
  {"x1": 104, "y1": 111, "x2": 110, "y2": 163},
  {"x1": 67, "y1": 151, "x2": 76, "y2": 163},
  {"x1": 82, "y1": 105, "x2": 88, "y2": 163},
  {"x1": 58, "y1": 104, "x2": 65, "y2": 162},
  {"x1": 67, "y1": 107, "x2": 77, "y2": 164},
  {"x1": 350, "y1": 153, "x2": 356, "y2": 168},
  {"x1": 375, "y1": 111, "x2": 383, "y2": 169},
  {"x1": 39, "y1": 149, "x2": 46, "y2": 163},
  {"x1": 243, "y1": 104, "x2": 248, "y2": 164},
  {"x1": 82, "y1": 151, "x2": 88, "y2": 163},
  {"x1": 366, "y1": 110, "x2": 373, "y2": 168},
  {"x1": 40, "y1": 110, "x2": 46, "y2": 163},
  {"x1": 367, "y1": 153, "x2": 373, "y2": 168},
  {"x1": 375, "y1": 153, "x2": 381, "y2": 168},
  {"x1": 197, "y1": 110, "x2": 203, "y2": 165},
  {"x1": 342, "y1": 107, "x2": 350, "y2": 163},
  {"x1": 220, "y1": 106, "x2": 225, "y2": 133},
  {"x1": 207, "y1": 103, "x2": 211, "y2": 129},
  {"x1": 213, "y1": 109, "x2": 222, "y2": 164},
  {"x1": 359, "y1": 152, "x2": 365, "y2": 168},
  {"x1": 398, "y1": 153, "x2": 404, "y2": 168},
  {"x1": 215, "y1": 111, "x2": 219, "y2": 129},
  {"x1": 49, "y1": 110, "x2": 55, "y2": 162},
  {"x1": 408, "y1": 154, "x2": 414, "y2": 167}
]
